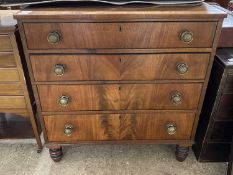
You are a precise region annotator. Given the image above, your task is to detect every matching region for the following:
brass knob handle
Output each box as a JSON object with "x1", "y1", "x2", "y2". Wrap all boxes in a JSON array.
[
  {"x1": 54, "y1": 64, "x2": 65, "y2": 76},
  {"x1": 180, "y1": 30, "x2": 193, "y2": 43},
  {"x1": 176, "y1": 62, "x2": 188, "y2": 74},
  {"x1": 64, "y1": 124, "x2": 73, "y2": 136},
  {"x1": 59, "y1": 95, "x2": 70, "y2": 106},
  {"x1": 171, "y1": 91, "x2": 182, "y2": 104},
  {"x1": 47, "y1": 31, "x2": 61, "y2": 44},
  {"x1": 166, "y1": 123, "x2": 177, "y2": 135}
]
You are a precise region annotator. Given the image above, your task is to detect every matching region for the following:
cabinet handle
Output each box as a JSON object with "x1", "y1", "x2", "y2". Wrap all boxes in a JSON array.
[
  {"x1": 180, "y1": 30, "x2": 193, "y2": 43},
  {"x1": 59, "y1": 95, "x2": 70, "y2": 106},
  {"x1": 176, "y1": 62, "x2": 188, "y2": 74},
  {"x1": 47, "y1": 31, "x2": 61, "y2": 44},
  {"x1": 166, "y1": 123, "x2": 177, "y2": 135},
  {"x1": 171, "y1": 91, "x2": 182, "y2": 104},
  {"x1": 64, "y1": 124, "x2": 73, "y2": 136},
  {"x1": 54, "y1": 64, "x2": 65, "y2": 76}
]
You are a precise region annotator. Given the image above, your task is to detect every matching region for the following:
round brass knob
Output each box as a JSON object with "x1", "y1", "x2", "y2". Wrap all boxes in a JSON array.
[
  {"x1": 180, "y1": 30, "x2": 193, "y2": 43},
  {"x1": 171, "y1": 91, "x2": 182, "y2": 104},
  {"x1": 47, "y1": 31, "x2": 61, "y2": 44},
  {"x1": 176, "y1": 62, "x2": 188, "y2": 74},
  {"x1": 64, "y1": 124, "x2": 73, "y2": 136},
  {"x1": 54, "y1": 64, "x2": 65, "y2": 76},
  {"x1": 59, "y1": 95, "x2": 70, "y2": 106},
  {"x1": 166, "y1": 123, "x2": 177, "y2": 135}
]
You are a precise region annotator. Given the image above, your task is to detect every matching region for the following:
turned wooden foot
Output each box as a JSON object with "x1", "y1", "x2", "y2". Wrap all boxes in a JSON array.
[
  {"x1": 175, "y1": 145, "x2": 189, "y2": 162},
  {"x1": 49, "y1": 147, "x2": 63, "y2": 162},
  {"x1": 0, "y1": 113, "x2": 7, "y2": 129}
]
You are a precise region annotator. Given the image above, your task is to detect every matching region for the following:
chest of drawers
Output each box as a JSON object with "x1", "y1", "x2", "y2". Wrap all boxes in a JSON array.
[
  {"x1": 0, "y1": 13, "x2": 42, "y2": 151},
  {"x1": 14, "y1": 3, "x2": 226, "y2": 162}
]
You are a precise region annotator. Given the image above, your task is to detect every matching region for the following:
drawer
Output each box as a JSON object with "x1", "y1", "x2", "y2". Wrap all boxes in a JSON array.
[
  {"x1": 0, "y1": 35, "x2": 12, "y2": 51},
  {"x1": 0, "y1": 53, "x2": 16, "y2": 68},
  {"x1": 0, "y1": 96, "x2": 27, "y2": 109},
  {"x1": 0, "y1": 83, "x2": 24, "y2": 95},
  {"x1": 44, "y1": 112, "x2": 195, "y2": 142},
  {"x1": 215, "y1": 93, "x2": 233, "y2": 120},
  {"x1": 210, "y1": 121, "x2": 233, "y2": 142},
  {"x1": 0, "y1": 69, "x2": 20, "y2": 82},
  {"x1": 24, "y1": 22, "x2": 217, "y2": 49},
  {"x1": 37, "y1": 83, "x2": 202, "y2": 112},
  {"x1": 31, "y1": 54, "x2": 210, "y2": 81}
]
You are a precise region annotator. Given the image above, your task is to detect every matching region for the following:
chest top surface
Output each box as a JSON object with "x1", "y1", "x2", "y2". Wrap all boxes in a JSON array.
[{"x1": 14, "y1": 3, "x2": 226, "y2": 21}]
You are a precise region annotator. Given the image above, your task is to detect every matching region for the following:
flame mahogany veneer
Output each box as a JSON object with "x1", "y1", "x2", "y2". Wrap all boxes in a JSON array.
[{"x1": 14, "y1": 3, "x2": 226, "y2": 162}]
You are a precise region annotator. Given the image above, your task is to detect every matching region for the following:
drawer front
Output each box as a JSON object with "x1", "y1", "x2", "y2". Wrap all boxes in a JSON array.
[
  {"x1": 44, "y1": 112, "x2": 195, "y2": 142},
  {"x1": 0, "y1": 35, "x2": 12, "y2": 51},
  {"x1": 215, "y1": 93, "x2": 233, "y2": 120},
  {"x1": 38, "y1": 84, "x2": 120, "y2": 111},
  {"x1": 0, "y1": 53, "x2": 16, "y2": 68},
  {"x1": 31, "y1": 54, "x2": 210, "y2": 81},
  {"x1": 0, "y1": 83, "x2": 24, "y2": 95},
  {"x1": 24, "y1": 22, "x2": 217, "y2": 49},
  {"x1": 0, "y1": 96, "x2": 27, "y2": 109},
  {"x1": 120, "y1": 84, "x2": 202, "y2": 110},
  {"x1": 210, "y1": 121, "x2": 233, "y2": 142},
  {"x1": 37, "y1": 83, "x2": 202, "y2": 112},
  {"x1": 0, "y1": 69, "x2": 20, "y2": 82}
]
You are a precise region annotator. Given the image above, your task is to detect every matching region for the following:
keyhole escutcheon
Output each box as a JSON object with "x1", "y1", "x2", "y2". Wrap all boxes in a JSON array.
[
  {"x1": 119, "y1": 57, "x2": 122, "y2": 62},
  {"x1": 119, "y1": 25, "x2": 122, "y2": 32}
]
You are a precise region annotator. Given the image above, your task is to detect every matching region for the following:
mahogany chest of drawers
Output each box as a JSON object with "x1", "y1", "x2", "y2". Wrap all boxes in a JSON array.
[
  {"x1": 14, "y1": 3, "x2": 226, "y2": 162},
  {"x1": 194, "y1": 48, "x2": 233, "y2": 162},
  {"x1": 0, "y1": 12, "x2": 42, "y2": 151}
]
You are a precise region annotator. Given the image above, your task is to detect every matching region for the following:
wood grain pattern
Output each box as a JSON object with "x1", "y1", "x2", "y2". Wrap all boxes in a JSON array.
[
  {"x1": 0, "y1": 96, "x2": 26, "y2": 109},
  {"x1": 24, "y1": 22, "x2": 217, "y2": 49},
  {"x1": 0, "y1": 52, "x2": 16, "y2": 68},
  {"x1": 0, "y1": 69, "x2": 20, "y2": 81},
  {"x1": 0, "y1": 83, "x2": 24, "y2": 95},
  {"x1": 44, "y1": 112, "x2": 195, "y2": 142},
  {"x1": 14, "y1": 3, "x2": 226, "y2": 21},
  {"x1": 120, "y1": 84, "x2": 203, "y2": 110},
  {"x1": 37, "y1": 83, "x2": 202, "y2": 111},
  {"x1": 38, "y1": 84, "x2": 120, "y2": 111},
  {"x1": 0, "y1": 35, "x2": 12, "y2": 51},
  {"x1": 27, "y1": 48, "x2": 214, "y2": 54},
  {"x1": 31, "y1": 54, "x2": 210, "y2": 81}
]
